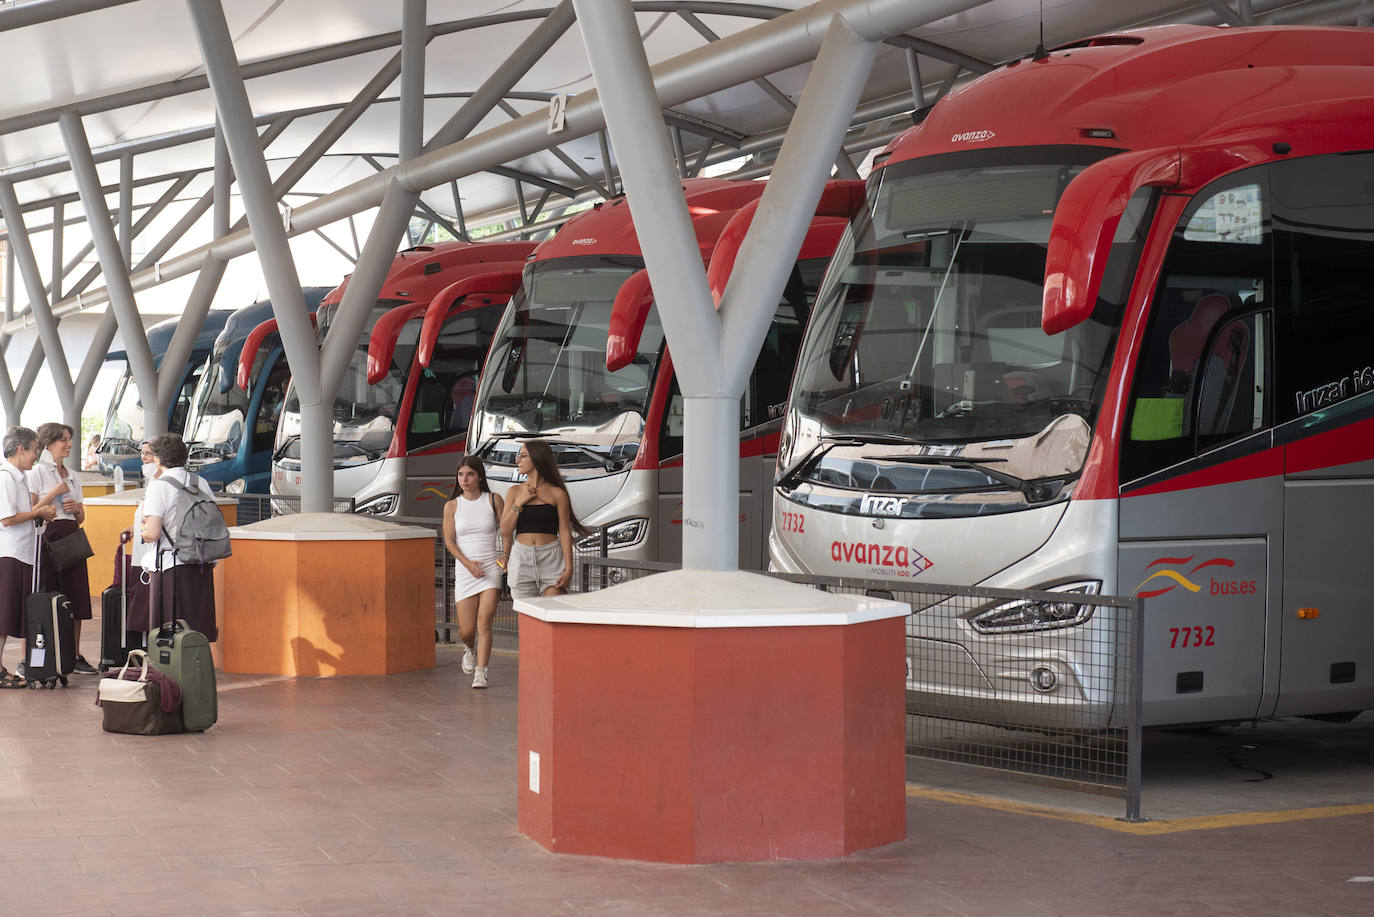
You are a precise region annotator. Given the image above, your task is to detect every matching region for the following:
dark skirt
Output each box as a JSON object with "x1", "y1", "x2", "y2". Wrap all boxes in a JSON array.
[
  {"x1": 135, "y1": 564, "x2": 218, "y2": 643},
  {"x1": 41, "y1": 519, "x2": 93, "y2": 620},
  {"x1": 0, "y1": 556, "x2": 32, "y2": 639}
]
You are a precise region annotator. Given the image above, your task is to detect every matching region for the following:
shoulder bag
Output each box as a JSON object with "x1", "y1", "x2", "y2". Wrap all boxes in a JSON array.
[{"x1": 47, "y1": 526, "x2": 94, "y2": 572}]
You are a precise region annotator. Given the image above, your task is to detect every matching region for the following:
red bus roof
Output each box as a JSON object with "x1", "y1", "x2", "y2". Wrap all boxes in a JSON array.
[
  {"x1": 320, "y1": 239, "x2": 535, "y2": 309},
  {"x1": 879, "y1": 25, "x2": 1374, "y2": 170},
  {"x1": 532, "y1": 177, "x2": 771, "y2": 263}
]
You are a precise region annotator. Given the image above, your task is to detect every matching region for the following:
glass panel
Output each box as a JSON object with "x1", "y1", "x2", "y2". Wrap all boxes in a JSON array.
[
  {"x1": 1272, "y1": 151, "x2": 1374, "y2": 423},
  {"x1": 789, "y1": 149, "x2": 1145, "y2": 501},
  {"x1": 184, "y1": 345, "x2": 255, "y2": 460},
  {"x1": 1122, "y1": 170, "x2": 1271, "y2": 483},
  {"x1": 473, "y1": 257, "x2": 656, "y2": 472}
]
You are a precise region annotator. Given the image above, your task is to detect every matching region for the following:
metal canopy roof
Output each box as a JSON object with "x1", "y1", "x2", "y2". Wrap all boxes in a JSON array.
[
  {"x1": 0, "y1": 0, "x2": 1368, "y2": 389},
  {"x1": 5, "y1": 1, "x2": 1367, "y2": 250}
]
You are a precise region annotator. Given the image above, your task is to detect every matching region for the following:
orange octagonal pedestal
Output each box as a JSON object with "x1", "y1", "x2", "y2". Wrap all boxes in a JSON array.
[
  {"x1": 219, "y1": 513, "x2": 435, "y2": 676},
  {"x1": 516, "y1": 570, "x2": 908, "y2": 864}
]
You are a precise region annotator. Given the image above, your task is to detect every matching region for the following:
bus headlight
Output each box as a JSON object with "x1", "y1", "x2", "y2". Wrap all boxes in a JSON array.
[
  {"x1": 224, "y1": 478, "x2": 247, "y2": 494},
  {"x1": 970, "y1": 580, "x2": 1101, "y2": 634},
  {"x1": 355, "y1": 493, "x2": 398, "y2": 516},
  {"x1": 576, "y1": 518, "x2": 648, "y2": 552}
]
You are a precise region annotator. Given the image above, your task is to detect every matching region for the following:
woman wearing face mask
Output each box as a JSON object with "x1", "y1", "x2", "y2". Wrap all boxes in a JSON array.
[
  {"x1": 117, "y1": 442, "x2": 159, "y2": 632},
  {"x1": 140, "y1": 433, "x2": 218, "y2": 641},
  {"x1": 26, "y1": 423, "x2": 98, "y2": 675}
]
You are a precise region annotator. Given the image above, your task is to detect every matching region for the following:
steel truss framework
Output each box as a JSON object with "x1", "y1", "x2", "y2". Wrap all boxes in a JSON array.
[{"x1": 0, "y1": 0, "x2": 1367, "y2": 540}]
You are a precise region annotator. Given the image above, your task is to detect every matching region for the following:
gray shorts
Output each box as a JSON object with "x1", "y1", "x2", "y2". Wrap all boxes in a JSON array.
[{"x1": 509, "y1": 540, "x2": 566, "y2": 598}]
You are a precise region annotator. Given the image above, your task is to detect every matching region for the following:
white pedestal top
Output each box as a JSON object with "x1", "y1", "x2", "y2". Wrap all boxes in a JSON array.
[
  {"x1": 515, "y1": 569, "x2": 909, "y2": 628},
  {"x1": 229, "y1": 512, "x2": 436, "y2": 542}
]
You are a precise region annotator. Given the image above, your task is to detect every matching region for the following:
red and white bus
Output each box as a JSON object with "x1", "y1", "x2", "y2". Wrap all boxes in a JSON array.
[
  {"x1": 262, "y1": 240, "x2": 534, "y2": 517},
  {"x1": 770, "y1": 25, "x2": 1374, "y2": 727},
  {"x1": 465, "y1": 177, "x2": 859, "y2": 566}
]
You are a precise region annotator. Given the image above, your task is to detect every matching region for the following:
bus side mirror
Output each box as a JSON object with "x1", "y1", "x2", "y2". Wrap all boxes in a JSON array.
[
  {"x1": 501, "y1": 308, "x2": 529, "y2": 394},
  {"x1": 607, "y1": 268, "x2": 655, "y2": 373},
  {"x1": 237, "y1": 319, "x2": 279, "y2": 391},
  {"x1": 416, "y1": 266, "x2": 524, "y2": 370},
  {"x1": 1043, "y1": 148, "x2": 1179, "y2": 335},
  {"x1": 706, "y1": 179, "x2": 865, "y2": 304}
]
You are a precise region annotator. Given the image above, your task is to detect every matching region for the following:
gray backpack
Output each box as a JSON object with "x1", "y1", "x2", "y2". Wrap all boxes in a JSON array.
[{"x1": 158, "y1": 473, "x2": 232, "y2": 564}]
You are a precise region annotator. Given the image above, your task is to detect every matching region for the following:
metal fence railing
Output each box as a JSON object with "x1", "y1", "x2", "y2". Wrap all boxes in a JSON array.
[
  {"x1": 573, "y1": 556, "x2": 1144, "y2": 821},
  {"x1": 426, "y1": 522, "x2": 616, "y2": 643},
  {"x1": 229, "y1": 493, "x2": 357, "y2": 525}
]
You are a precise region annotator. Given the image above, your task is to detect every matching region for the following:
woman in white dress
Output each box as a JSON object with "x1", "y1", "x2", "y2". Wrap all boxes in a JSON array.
[{"x1": 442, "y1": 455, "x2": 504, "y2": 689}]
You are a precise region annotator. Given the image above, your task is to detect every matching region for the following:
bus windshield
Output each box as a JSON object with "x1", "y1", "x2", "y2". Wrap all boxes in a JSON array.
[
  {"x1": 183, "y1": 346, "x2": 250, "y2": 459},
  {"x1": 788, "y1": 150, "x2": 1149, "y2": 496},
  {"x1": 101, "y1": 368, "x2": 143, "y2": 452},
  {"x1": 472, "y1": 257, "x2": 660, "y2": 468},
  {"x1": 276, "y1": 300, "x2": 411, "y2": 467}
]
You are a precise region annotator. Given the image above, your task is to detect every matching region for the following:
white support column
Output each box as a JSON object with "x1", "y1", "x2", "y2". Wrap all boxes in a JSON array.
[
  {"x1": 118, "y1": 153, "x2": 133, "y2": 266},
  {"x1": 159, "y1": 129, "x2": 231, "y2": 414},
  {"x1": 399, "y1": 0, "x2": 426, "y2": 163},
  {"x1": 50, "y1": 201, "x2": 64, "y2": 303},
  {"x1": 573, "y1": 0, "x2": 729, "y2": 568},
  {"x1": 317, "y1": 0, "x2": 427, "y2": 411},
  {"x1": 185, "y1": 0, "x2": 327, "y2": 508},
  {"x1": 57, "y1": 113, "x2": 161, "y2": 436},
  {"x1": 74, "y1": 309, "x2": 120, "y2": 426},
  {"x1": 0, "y1": 179, "x2": 78, "y2": 431},
  {"x1": 718, "y1": 14, "x2": 879, "y2": 392}
]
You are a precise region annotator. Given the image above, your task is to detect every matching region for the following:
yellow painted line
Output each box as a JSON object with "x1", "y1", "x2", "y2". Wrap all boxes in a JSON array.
[{"x1": 907, "y1": 784, "x2": 1374, "y2": 835}]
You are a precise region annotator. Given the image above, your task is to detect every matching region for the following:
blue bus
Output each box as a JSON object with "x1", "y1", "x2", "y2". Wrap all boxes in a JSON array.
[
  {"x1": 180, "y1": 289, "x2": 332, "y2": 494},
  {"x1": 96, "y1": 310, "x2": 232, "y2": 481}
]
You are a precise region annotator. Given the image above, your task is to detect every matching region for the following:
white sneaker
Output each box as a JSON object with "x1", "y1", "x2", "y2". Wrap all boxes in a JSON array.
[
  {"x1": 461, "y1": 647, "x2": 476, "y2": 674},
  {"x1": 472, "y1": 667, "x2": 488, "y2": 689}
]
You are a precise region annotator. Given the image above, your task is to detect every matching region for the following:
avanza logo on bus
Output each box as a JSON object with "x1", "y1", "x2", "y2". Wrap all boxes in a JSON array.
[
  {"x1": 831, "y1": 540, "x2": 934, "y2": 577},
  {"x1": 1133, "y1": 555, "x2": 1256, "y2": 599}
]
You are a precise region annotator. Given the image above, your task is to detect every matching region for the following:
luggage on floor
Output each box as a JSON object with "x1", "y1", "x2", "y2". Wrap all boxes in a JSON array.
[
  {"x1": 100, "y1": 541, "x2": 144, "y2": 671},
  {"x1": 148, "y1": 619, "x2": 216, "y2": 731},
  {"x1": 147, "y1": 551, "x2": 217, "y2": 731},
  {"x1": 96, "y1": 650, "x2": 183, "y2": 735},
  {"x1": 25, "y1": 523, "x2": 74, "y2": 689}
]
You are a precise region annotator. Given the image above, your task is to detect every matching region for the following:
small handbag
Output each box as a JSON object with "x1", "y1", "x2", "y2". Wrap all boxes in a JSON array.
[
  {"x1": 46, "y1": 527, "x2": 95, "y2": 572},
  {"x1": 95, "y1": 650, "x2": 183, "y2": 735}
]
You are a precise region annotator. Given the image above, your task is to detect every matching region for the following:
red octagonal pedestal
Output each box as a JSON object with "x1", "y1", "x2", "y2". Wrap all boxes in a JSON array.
[{"x1": 516, "y1": 570, "x2": 909, "y2": 864}]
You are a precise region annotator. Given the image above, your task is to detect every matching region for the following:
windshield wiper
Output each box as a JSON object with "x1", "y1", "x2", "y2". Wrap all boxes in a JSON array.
[
  {"x1": 557, "y1": 441, "x2": 626, "y2": 472},
  {"x1": 474, "y1": 431, "x2": 526, "y2": 461},
  {"x1": 869, "y1": 453, "x2": 1073, "y2": 503},
  {"x1": 776, "y1": 433, "x2": 916, "y2": 488},
  {"x1": 272, "y1": 434, "x2": 300, "y2": 462}
]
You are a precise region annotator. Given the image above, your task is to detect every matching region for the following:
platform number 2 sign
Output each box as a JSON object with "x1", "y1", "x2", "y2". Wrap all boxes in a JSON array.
[{"x1": 547, "y1": 92, "x2": 568, "y2": 134}]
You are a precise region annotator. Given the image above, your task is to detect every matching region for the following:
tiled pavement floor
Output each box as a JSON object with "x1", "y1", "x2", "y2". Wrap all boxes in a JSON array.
[{"x1": 2, "y1": 631, "x2": 1373, "y2": 916}]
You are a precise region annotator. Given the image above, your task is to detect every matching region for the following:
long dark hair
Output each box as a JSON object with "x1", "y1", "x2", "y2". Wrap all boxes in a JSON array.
[
  {"x1": 524, "y1": 439, "x2": 589, "y2": 535},
  {"x1": 449, "y1": 454, "x2": 491, "y2": 499}
]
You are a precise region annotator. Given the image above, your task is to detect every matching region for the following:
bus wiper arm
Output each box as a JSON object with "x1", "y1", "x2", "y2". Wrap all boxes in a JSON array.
[
  {"x1": 272, "y1": 434, "x2": 300, "y2": 462},
  {"x1": 474, "y1": 432, "x2": 526, "y2": 460},
  {"x1": 557, "y1": 440, "x2": 625, "y2": 472},
  {"x1": 776, "y1": 433, "x2": 916, "y2": 488},
  {"x1": 871, "y1": 453, "x2": 1070, "y2": 503}
]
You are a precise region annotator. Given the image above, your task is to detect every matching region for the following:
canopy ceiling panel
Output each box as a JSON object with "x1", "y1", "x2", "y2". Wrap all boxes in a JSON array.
[{"x1": 0, "y1": 0, "x2": 1368, "y2": 291}]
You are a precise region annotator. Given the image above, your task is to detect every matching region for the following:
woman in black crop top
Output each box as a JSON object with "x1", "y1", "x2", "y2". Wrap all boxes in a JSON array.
[{"x1": 499, "y1": 440, "x2": 585, "y2": 597}]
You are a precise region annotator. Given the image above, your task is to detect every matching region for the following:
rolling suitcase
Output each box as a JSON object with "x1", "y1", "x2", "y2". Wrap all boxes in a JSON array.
[
  {"x1": 147, "y1": 548, "x2": 218, "y2": 731},
  {"x1": 25, "y1": 523, "x2": 75, "y2": 689},
  {"x1": 99, "y1": 540, "x2": 144, "y2": 671}
]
